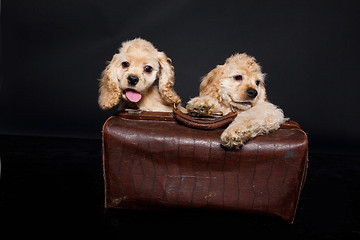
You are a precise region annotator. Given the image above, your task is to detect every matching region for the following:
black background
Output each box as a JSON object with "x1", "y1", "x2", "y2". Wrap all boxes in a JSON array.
[
  {"x1": 2, "y1": 0, "x2": 360, "y2": 151},
  {"x1": 1, "y1": 1, "x2": 360, "y2": 239}
]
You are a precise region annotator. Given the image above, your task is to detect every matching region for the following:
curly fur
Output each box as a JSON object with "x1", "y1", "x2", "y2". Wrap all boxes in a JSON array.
[
  {"x1": 186, "y1": 53, "x2": 286, "y2": 149},
  {"x1": 98, "y1": 38, "x2": 181, "y2": 111}
]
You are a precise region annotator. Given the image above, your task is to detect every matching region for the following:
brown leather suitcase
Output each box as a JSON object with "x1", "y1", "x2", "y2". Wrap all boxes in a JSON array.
[{"x1": 102, "y1": 110, "x2": 308, "y2": 223}]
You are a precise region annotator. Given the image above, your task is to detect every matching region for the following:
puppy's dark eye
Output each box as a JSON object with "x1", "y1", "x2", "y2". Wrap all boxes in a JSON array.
[
  {"x1": 234, "y1": 75, "x2": 243, "y2": 81},
  {"x1": 121, "y1": 61, "x2": 130, "y2": 68},
  {"x1": 144, "y1": 65, "x2": 153, "y2": 73},
  {"x1": 256, "y1": 80, "x2": 261, "y2": 86}
]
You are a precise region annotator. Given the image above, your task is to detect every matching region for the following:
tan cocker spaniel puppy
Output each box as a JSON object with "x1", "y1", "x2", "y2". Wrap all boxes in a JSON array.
[
  {"x1": 186, "y1": 53, "x2": 286, "y2": 149},
  {"x1": 98, "y1": 38, "x2": 181, "y2": 111}
]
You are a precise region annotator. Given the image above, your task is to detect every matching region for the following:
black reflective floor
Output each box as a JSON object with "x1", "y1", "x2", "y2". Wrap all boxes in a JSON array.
[{"x1": 0, "y1": 135, "x2": 359, "y2": 239}]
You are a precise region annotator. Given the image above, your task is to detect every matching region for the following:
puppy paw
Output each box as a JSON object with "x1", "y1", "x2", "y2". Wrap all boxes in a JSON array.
[
  {"x1": 220, "y1": 127, "x2": 251, "y2": 149},
  {"x1": 186, "y1": 96, "x2": 222, "y2": 117}
]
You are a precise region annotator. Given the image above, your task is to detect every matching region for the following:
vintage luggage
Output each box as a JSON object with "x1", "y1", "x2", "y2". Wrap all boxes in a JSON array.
[{"x1": 102, "y1": 110, "x2": 308, "y2": 223}]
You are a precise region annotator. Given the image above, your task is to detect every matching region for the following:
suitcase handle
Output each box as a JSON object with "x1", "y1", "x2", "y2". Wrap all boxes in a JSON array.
[{"x1": 172, "y1": 106, "x2": 237, "y2": 130}]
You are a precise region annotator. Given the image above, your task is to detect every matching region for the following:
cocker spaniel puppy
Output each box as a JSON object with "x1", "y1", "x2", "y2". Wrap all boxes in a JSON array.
[
  {"x1": 98, "y1": 38, "x2": 181, "y2": 111},
  {"x1": 186, "y1": 53, "x2": 286, "y2": 149}
]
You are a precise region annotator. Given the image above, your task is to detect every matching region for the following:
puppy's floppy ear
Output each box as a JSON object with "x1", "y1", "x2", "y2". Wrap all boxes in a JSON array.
[
  {"x1": 157, "y1": 52, "x2": 181, "y2": 105},
  {"x1": 98, "y1": 54, "x2": 121, "y2": 110},
  {"x1": 258, "y1": 81, "x2": 267, "y2": 102},
  {"x1": 257, "y1": 73, "x2": 267, "y2": 102},
  {"x1": 199, "y1": 65, "x2": 224, "y2": 102}
]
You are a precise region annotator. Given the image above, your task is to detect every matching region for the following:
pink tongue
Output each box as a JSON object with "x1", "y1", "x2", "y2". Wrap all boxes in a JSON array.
[{"x1": 125, "y1": 90, "x2": 142, "y2": 103}]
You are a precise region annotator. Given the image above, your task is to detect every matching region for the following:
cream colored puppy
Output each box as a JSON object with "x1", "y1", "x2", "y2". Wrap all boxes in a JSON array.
[
  {"x1": 98, "y1": 38, "x2": 181, "y2": 111},
  {"x1": 186, "y1": 53, "x2": 286, "y2": 149}
]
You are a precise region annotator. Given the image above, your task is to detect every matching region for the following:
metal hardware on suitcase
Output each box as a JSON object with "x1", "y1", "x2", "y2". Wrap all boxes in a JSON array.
[{"x1": 102, "y1": 110, "x2": 308, "y2": 223}]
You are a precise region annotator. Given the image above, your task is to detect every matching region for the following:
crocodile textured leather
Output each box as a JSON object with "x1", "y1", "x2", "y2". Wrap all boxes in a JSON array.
[{"x1": 102, "y1": 111, "x2": 308, "y2": 223}]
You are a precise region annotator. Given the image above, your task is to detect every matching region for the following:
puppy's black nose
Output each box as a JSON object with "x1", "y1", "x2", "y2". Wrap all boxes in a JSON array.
[
  {"x1": 246, "y1": 88, "x2": 258, "y2": 99},
  {"x1": 127, "y1": 75, "x2": 139, "y2": 86}
]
